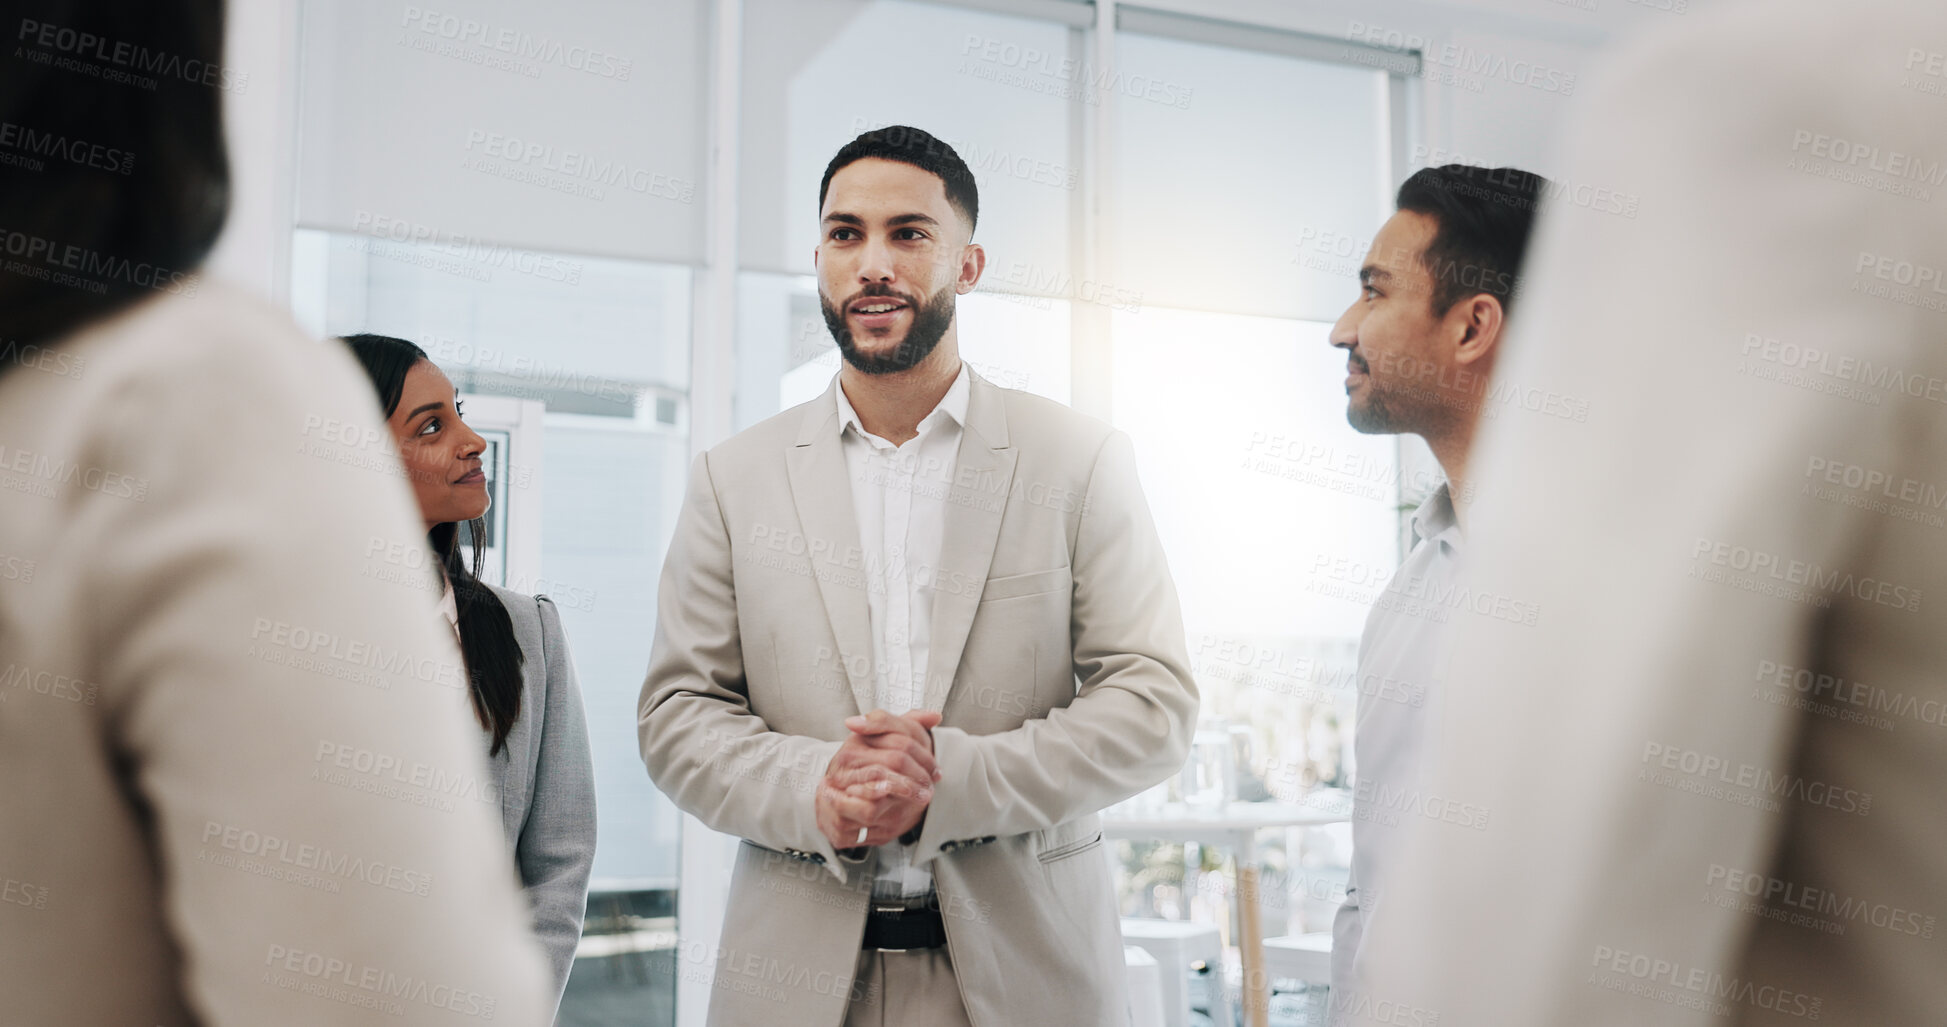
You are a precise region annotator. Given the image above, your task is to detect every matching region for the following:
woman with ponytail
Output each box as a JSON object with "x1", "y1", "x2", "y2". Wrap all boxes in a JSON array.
[{"x1": 340, "y1": 333, "x2": 596, "y2": 1017}]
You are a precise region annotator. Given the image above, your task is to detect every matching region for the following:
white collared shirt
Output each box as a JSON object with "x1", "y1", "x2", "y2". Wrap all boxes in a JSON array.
[
  {"x1": 1334, "y1": 483, "x2": 1463, "y2": 993},
  {"x1": 834, "y1": 363, "x2": 971, "y2": 904}
]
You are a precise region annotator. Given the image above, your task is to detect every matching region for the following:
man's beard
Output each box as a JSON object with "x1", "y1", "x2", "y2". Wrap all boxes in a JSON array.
[
  {"x1": 822, "y1": 281, "x2": 957, "y2": 376},
  {"x1": 1347, "y1": 391, "x2": 1402, "y2": 434},
  {"x1": 1346, "y1": 349, "x2": 1404, "y2": 434}
]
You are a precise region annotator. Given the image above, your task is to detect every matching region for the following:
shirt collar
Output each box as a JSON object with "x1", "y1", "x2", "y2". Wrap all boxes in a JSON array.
[
  {"x1": 834, "y1": 362, "x2": 971, "y2": 442},
  {"x1": 1411, "y1": 482, "x2": 1463, "y2": 548}
]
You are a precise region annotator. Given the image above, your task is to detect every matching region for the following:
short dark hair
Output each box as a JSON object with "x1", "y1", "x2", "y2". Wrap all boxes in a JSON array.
[
  {"x1": 0, "y1": 0, "x2": 230, "y2": 356},
  {"x1": 818, "y1": 126, "x2": 979, "y2": 233},
  {"x1": 1394, "y1": 164, "x2": 1547, "y2": 316}
]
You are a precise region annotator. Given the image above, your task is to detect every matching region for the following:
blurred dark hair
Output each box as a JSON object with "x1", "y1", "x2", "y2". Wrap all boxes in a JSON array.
[
  {"x1": 819, "y1": 125, "x2": 979, "y2": 233},
  {"x1": 0, "y1": 0, "x2": 229, "y2": 360},
  {"x1": 339, "y1": 333, "x2": 525, "y2": 757},
  {"x1": 1395, "y1": 164, "x2": 1548, "y2": 317}
]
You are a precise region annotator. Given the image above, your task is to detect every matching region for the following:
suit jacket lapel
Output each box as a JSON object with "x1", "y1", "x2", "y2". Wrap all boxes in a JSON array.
[
  {"x1": 786, "y1": 383, "x2": 878, "y2": 719},
  {"x1": 922, "y1": 375, "x2": 1016, "y2": 712}
]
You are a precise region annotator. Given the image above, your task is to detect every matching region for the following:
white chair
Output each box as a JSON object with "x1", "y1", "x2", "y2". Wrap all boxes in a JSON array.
[
  {"x1": 1262, "y1": 932, "x2": 1333, "y2": 1024},
  {"x1": 1125, "y1": 946, "x2": 1166, "y2": 1027},
  {"x1": 1260, "y1": 931, "x2": 1331, "y2": 985},
  {"x1": 1120, "y1": 918, "x2": 1232, "y2": 1027}
]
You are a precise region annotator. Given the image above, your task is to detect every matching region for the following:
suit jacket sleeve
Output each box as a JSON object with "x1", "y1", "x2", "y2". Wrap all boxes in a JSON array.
[
  {"x1": 638, "y1": 452, "x2": 851, "y2": 872},
  {"x1": 85, "y1": 317, "x2": 552, "y2": 1026},
  {"x1": 912, "y1": 429, "x2": 1199, "y2": 860},
  {"x1": 517, "y1": 595, "x2": 597, "y2": 1010}
]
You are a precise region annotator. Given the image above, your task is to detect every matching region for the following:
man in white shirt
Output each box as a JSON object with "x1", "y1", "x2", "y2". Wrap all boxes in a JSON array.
[
  {"x1": 1355, "y1": 2, "x2": 1947, "y2": 1023},
  {"x1": 1325, "y1": 163, "x2": 1548, "y2": 1022},
  {"x1": 640, "y1": 126, "x2": 1196, "y2": 1027}
]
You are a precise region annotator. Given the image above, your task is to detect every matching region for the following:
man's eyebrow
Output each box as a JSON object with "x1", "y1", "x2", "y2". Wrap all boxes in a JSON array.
[
  {"x1": 820, "y1": 211, "x2": 941, "y2": 228},
  {"x1": 1359, "y1": 266, "x2": 1393, "y2": 285}
]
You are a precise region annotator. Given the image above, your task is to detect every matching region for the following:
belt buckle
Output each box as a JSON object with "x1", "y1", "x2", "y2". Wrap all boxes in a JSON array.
[{"x1": 870, "y1": 905, "x2": 913, "y2": 952}]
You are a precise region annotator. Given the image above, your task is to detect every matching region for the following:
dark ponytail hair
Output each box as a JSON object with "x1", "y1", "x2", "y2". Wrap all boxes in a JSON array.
[{"x1": 339, "y1": 333, "x2": 525, "y2": 756}]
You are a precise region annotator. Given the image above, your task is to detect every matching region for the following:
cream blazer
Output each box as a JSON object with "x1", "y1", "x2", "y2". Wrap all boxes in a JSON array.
[
  {"x1": 0, "y1": 286, "x2": 550, "y2": 1025},
  {"x1": 640, "y1": 370, "x2": 1198, "y2": 1027}
]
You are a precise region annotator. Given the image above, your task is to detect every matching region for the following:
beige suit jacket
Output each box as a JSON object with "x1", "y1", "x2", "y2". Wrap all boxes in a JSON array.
[
  {"x1": 639, "y1": 370, "x2": 1197, "y2": 1027},
  {"x1": 0, "y1": 286, "x2": 550, "y2": 1026},
  {"x1": 1355, "y1": 2, "x2": 1947, "y2": 1024}
]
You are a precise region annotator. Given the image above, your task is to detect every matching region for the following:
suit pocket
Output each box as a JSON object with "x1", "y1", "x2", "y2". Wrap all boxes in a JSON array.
[
  {"x1": 1037, "y1": 830, "x2": 1104, "y2": 864},
  {"x1": 980, "y1": 566, "x2": 1072, "y2": 603}
]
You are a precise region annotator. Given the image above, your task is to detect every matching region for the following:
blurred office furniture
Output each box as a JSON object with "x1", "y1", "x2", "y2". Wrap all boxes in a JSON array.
[
  {"x1": 1107, "y1": 803, "x2": 1348, "y2": 1027},
  {"x1": 1262, "y1": 933, "x2": 1332, "y2": 1026},
  {"x1": 1122, "y1": 918, "x2": 1233, "y2": 1027},
  {"x1": 1126, "y1": 946, "x2": 1168, "y2": 1027}
]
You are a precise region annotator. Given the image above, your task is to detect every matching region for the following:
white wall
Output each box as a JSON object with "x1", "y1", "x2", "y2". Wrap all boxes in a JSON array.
[{"x1": 208, "y1": 0, "x2": 300, "y2": 302}]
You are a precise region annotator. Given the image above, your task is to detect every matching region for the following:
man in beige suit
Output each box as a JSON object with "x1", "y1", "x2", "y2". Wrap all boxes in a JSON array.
[
  {"x1": 639, "y1": 125, "x2": 1197, "y2": 1026},
  {"x1": 1352, "y1": 1, "x2": 1947, "y2": 1024}
]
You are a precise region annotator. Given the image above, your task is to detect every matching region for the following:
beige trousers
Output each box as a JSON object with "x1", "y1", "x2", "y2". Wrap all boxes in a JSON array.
[{"x1": 842, "y1": 947, "x2": 974, "y2": 1027}]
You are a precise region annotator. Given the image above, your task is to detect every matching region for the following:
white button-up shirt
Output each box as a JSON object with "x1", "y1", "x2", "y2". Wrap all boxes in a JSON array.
[
  {"x1": 1332, "y1": 483, "x2": 1463, "y2": 1002},
  {"x1": 834, "y1": 363, "x2": 971, "y2": 904}
]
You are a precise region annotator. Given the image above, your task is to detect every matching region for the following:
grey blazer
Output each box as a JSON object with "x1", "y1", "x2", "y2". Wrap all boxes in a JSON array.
[{"x1": 483, "y1": 584, "x2": 597, "y2": 1015}]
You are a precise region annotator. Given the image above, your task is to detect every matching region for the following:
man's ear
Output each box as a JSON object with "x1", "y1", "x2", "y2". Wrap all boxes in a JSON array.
[
  {"x1": 956, "y1": 242, "x2": 987, "y2": 295},
  {"x1": 1453, "y1": 293, "x2": 1506, "y2": 368}
]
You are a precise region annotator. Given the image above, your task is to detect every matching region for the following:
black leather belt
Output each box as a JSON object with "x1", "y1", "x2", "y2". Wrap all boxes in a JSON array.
[{"x1": 862, "y1": 905, "x2": 947, "y2": 950}]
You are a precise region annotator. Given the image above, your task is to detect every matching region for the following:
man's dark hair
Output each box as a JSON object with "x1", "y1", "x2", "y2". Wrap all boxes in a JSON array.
[
  {"x1": 1394, "y1": 164, "x2": 1547, "y2": 317},
  {"x1": 818, "y1": 126, "x2": 979, "y2": 233},
  {"x1": 0, "y1": 0, "x2": 230, "y2": 357}
]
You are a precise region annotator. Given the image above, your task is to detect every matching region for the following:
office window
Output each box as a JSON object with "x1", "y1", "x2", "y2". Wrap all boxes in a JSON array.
[
  {"x1": 296, "y1": 0, "x2": 709, "y2": 264},
  {"x1": 1109, "y1": 28, "x2": 1392, "y2": 321},
  {"x1": 1106, "y1": 25, "x2": 1400, "y2": 940}
]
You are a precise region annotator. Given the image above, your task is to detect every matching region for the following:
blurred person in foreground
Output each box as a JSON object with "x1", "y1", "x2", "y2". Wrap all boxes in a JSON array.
[
  {"x1": 1324, "y1": 163, "x2": 1547, "y2": 1024},
  {"x1": 639, "y1": 125, "x2": 1196, "y2": 1026},
  {"x1": 0, "y1": 2, "x2": 550, "y2": 1024},
  {"x1": 1353, "y1": 1, "x2": 1947, "y2": 1024},
  {"x1": 339, "y1": 332, "x2": 597, "y2": 1014}
]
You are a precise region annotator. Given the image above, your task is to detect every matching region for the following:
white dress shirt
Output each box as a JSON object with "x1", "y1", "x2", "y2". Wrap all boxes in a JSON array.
[
  {"x1": 1331, "y1": 483, "x2": 1462, "y2": 1006},
  {"x1": 835, "y1": 363, "x2": 972, "y2": 904}
]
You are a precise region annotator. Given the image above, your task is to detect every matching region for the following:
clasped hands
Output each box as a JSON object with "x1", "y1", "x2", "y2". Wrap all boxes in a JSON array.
[{"x1": 815, "y1": 709, "x2": 942, "y2": 851}]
